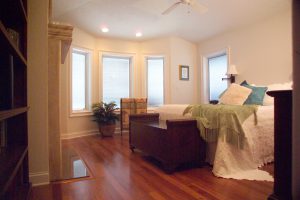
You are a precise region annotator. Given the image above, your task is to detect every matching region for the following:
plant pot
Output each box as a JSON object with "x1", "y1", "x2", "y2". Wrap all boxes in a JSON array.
[{"x1": 98, "y1": 123, "x2": 116, "y2": 137}]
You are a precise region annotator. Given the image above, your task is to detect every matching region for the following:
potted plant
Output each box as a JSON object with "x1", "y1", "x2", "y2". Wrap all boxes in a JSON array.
[{"x1": 92, "y1": 101, "x2": 119, "y2": 137}]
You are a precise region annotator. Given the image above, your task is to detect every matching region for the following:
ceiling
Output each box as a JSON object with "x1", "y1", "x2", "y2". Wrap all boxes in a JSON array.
[{"x1": 52, "y1": 0, "x2": 290, "y2": 42}]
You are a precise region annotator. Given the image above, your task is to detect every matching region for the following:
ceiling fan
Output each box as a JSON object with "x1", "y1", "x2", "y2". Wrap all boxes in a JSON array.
[{"x1": 162, "y1": 0, "x2": 207, "y2": 15}]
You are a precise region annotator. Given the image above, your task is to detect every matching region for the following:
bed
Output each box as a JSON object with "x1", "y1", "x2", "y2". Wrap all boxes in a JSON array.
[{"x1": 154, "y1": 104, "x2": 274, "y2": 181}]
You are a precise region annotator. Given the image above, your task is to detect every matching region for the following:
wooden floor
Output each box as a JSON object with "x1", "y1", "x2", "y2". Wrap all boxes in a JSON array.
[{"x1": 31, "y1": 133, "x2": 273, "y2": 200}]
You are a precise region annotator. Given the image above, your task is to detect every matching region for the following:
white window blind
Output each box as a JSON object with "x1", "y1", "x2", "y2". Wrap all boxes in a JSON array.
[
  {"x1": 208, "y1": 54, "x2": 228, "y2": 101},
  {"x1": 147, "y1": 57, "x2": 164, "y2": 107},
  {"x1": 72, "y1": 50, "x2": 89, "y2": 111},
  {"x1": 102, "y1": 56, "x2": 131, "y2": 107}
]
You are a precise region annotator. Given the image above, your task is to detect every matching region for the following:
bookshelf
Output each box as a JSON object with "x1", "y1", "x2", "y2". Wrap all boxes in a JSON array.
[{"x1": 0, "y1": 0, "x2": 31, "y2": 199}]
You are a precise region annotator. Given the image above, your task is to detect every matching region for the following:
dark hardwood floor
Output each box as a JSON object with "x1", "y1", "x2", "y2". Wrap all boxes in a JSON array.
[{"x1": 31, "y1": 133, "x2": 273, "y2": 200}]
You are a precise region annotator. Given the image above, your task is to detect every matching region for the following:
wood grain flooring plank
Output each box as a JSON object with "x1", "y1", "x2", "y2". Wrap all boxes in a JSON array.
[{"x1": 31, "y1": 134, "x2": 273, "y2": 200}]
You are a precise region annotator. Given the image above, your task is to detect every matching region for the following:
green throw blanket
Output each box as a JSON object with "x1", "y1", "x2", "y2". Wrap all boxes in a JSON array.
[{"x1": 183, "y1": 104, "x2": 258, "y2": 149}]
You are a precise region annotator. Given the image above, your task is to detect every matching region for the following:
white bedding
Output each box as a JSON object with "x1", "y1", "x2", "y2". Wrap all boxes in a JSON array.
[{"x1": 154, "y1": 104, "x2": 274, "y2": 181}]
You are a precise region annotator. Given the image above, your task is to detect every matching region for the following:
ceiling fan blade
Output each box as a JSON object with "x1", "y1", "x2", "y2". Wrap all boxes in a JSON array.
[
  {"x1": 162, "y1": 2, "x2": 182, "y2": 15},
  {"x1": 190, "y1": 0, "x2": 207, "y2": 14}
]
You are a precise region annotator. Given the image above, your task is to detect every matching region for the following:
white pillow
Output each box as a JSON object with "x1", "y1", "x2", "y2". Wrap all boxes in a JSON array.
[
  {"x1": 219, "y1": 83, "x2": 252, "y2": 105},
  {"x1": 263, "y1": 82, "x2": 293, "y2": 105}
]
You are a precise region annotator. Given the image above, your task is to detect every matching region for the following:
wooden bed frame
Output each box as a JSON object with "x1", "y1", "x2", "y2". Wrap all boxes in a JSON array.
[{"x1": 129, "y1": 113, "x2": 206, "y2": 173}]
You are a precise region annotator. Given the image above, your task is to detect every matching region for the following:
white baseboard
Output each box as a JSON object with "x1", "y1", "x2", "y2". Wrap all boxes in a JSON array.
[
  {"x1": 61, "y1": 127, "x2": 122, "y2": 140},
  {"x1": 61, "y1": 129, "x2": 99, "y2": 140},
  {"x1": 115, "y1": 127, "x2": 121, "y2": 134},
  {"x1": 29, "y1": 171, "x2": 49, "y2": 186}
]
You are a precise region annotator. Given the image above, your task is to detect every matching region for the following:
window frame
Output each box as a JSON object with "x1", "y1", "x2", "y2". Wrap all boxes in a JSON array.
[
  {"x1": 145, "y1": 56, "x2": 165, "y2": 108},
  {"x1": 69, "y1": 47, "x2": 92, "y2": 117},
  {"x1": 201, "y1": 47, "x2": 230, "y2": 103},
  {"x1": 100, "y1": 52, "x2": 134, "y2": 107},
  {"x1": 207, "y1": 53, "x2": 228, "y2": 101}
]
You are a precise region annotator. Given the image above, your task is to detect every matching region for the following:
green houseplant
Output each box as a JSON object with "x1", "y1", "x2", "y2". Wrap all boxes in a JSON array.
[{"x1": 92, "y1": 101, "x2": 119, "y2": 137}]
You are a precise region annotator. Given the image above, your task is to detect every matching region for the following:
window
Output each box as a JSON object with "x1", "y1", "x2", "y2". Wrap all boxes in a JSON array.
[
  {"x1": 146, "y1": 57, "x2": 164, "y2": 107},
  {"x1": 208, "y1": 54, "x2": 228, "y2": 101},
  {"x1": 71, "y1": 48, "x2": 90, "y2": 112},
  {"x1": 102, "y1": 55, "x2": 131, "y2": 107}
]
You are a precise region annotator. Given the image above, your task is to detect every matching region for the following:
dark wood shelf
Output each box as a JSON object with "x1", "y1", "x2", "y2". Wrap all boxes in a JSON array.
[
  {"x1": 0, "y1": 145, "x2": 28, "y2": 196},
  {"x1": 0, "y1": 21, "x2": 27, "y2": 66},
  {"x1": 19, "y1": 0, "x2": 28, "y2": 23},
  {"x1": 0, "y1": 0, "x2": 28, "y2": 24},
  {"x1": 15, "y1": 183, "x2": 31, "y2": 200},
  {"x1": 267, "y1": 89, "x2": 292, "y2": 97},
  {"x1": 0, "y1": 107, "x2": 29, "y2": 121},
  {"x1": 0, "y1": 0, "x2": 30, "y2": 198}
]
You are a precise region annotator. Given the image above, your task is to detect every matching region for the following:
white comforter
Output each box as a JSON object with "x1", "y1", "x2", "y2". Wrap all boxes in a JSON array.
[{"x1": 154, "y1": 104, "x2": 274, "y2": 181}]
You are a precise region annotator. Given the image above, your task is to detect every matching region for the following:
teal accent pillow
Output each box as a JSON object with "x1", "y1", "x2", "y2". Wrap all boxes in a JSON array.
[{"x1": 240, "y1": 80, "x2": 267, "y2": 105}]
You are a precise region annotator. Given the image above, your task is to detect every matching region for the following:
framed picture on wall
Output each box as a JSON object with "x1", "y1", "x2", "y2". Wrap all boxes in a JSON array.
[{"x1": 179, "y1": 65, "x2": 189, "y2": 80}]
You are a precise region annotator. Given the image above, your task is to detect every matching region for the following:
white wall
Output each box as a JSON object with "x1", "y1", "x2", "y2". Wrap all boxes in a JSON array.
[
  {"x1": 170, "y1": 37, "x2": 198, "y2": 104},
  {"x1": 28, "y1": 0, "x2": 50, "y2": 185},
  {"x1": 60, "y1": 29, "x2": 198, "y2": 138},
  {"x1": 198, "y1": 9, "x2": 292, "y2": 103}
]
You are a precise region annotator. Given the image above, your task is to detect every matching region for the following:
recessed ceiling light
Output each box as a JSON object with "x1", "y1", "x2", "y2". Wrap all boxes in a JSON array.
[
  {"x1": 136, "y1": 32, "x2": 142, "y2": 37},
  {"x1": 101, "y1": 27, "x2": 109, "y2": 33}
]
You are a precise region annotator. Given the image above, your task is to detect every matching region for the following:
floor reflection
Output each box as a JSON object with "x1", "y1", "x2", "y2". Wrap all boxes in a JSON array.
[{"x1": 52, "y1": 142, "x2": 89, "y2": 181}]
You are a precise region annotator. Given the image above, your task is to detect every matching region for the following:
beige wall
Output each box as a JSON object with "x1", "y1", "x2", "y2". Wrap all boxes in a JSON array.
[
  {"x1": 198, "y1": 9, "x2": 292, "y2": 102},
  {"x1": 170, "y1": 37, "x2": 198, "y2": 104},
  {"x1": 60, "y1": 29, "x2": 198, "y2": 138},
  {"x1": 28, "y1": 0, "x2": 50, "y2": 185}
]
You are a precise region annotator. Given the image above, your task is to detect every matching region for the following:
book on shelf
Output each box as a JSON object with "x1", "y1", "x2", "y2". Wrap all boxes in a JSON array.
[
  {"x1": 7, "y1": 28, "x2": 20, "y2": 49},
  {"x1": 0, "y1": 54, "x2": 14, "y2": 110},
  {"x1": 0, "y1": 120, "x2": 7, "y2": 153},
  {"x1": 9, "y1": 55, "x2": 14, "y2": 109}
]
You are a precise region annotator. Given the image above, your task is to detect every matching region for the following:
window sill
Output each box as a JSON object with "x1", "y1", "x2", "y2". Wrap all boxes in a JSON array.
[
  {"x1": 70, "y1": 110, "x2": 92, "y2": 118},
  {"x1": 147, "y1": 107, "x2": 159, "y2": 113}
]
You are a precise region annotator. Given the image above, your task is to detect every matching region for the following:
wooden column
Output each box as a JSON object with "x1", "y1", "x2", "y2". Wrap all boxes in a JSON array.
[
  {"x1": 267, "y1": 90, "x2": 292, "y2": 200},
  {"x1": 292, "y1": 1, "x2": 300, "y2": 199},
  {"x1": 48, "y1": 23, "x2": 73, "y2": 181}
]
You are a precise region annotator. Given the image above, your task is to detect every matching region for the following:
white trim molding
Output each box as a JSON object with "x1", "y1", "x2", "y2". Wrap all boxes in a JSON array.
[
  {"x1": 61, "y1": 127, "x2": 122, "y2": 140},
  {"x1": 142, "y1": 54, "x2": 170, "y2": 104},
  {"x1": 144, "y1": 55, "x2": 166, "y2": 107},
  {"x1": 61, "y1": 129, "x2": 99, "y2": 140},
  {"x1": 29, "y1": 171, "x2": 49, "y2": 186},
  {"x1": 69, "y1": 46, "x2": 93, "y2": 117},
  {"x1": 200, "y1": 46, "x2": 231, "y2": 103},
  {"x1": 69, "y1": 110, "x2": 93, "y2": 118}
]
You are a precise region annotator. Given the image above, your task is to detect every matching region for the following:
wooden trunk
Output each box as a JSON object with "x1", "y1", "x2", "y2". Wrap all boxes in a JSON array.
[{"x1": 129, "y1": 113, "x2": 206, "y2": 173}]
